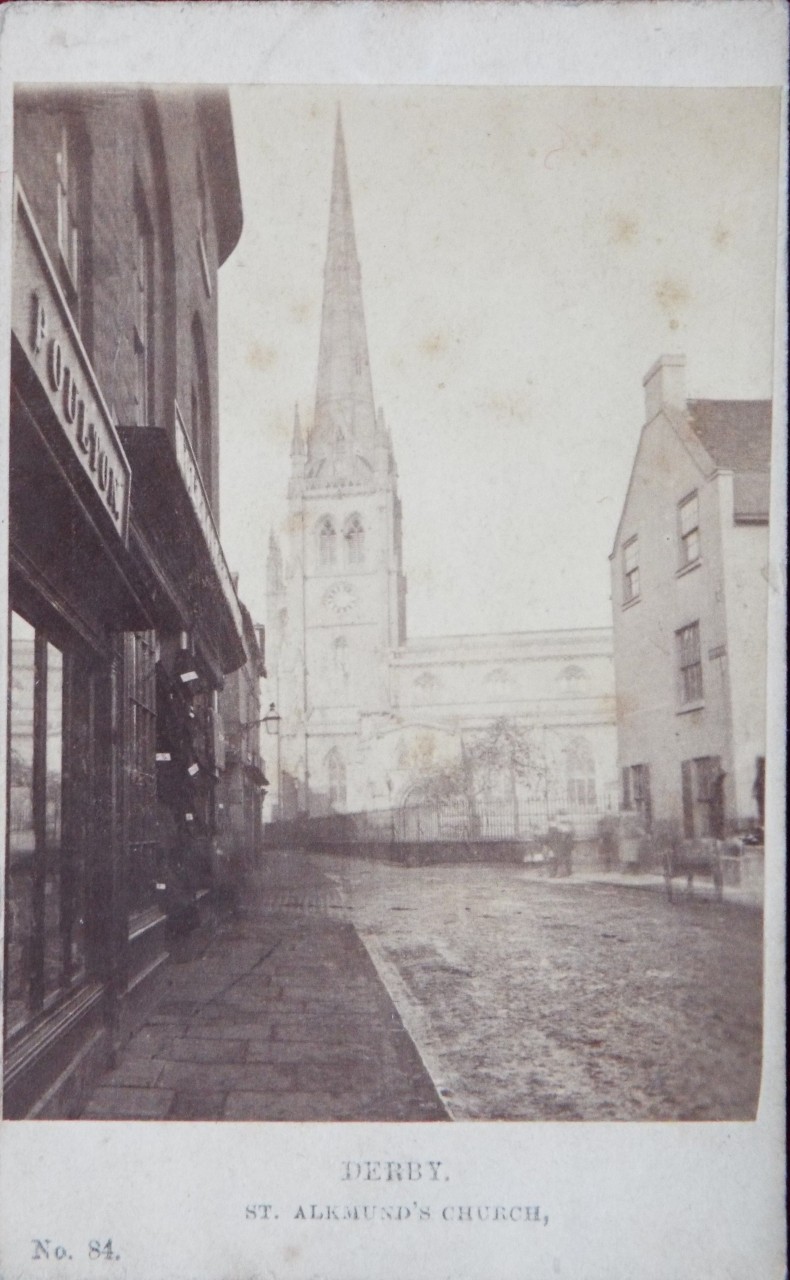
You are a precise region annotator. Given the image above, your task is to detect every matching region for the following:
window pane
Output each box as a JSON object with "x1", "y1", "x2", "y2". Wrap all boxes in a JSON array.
[
  {"x1": 684, "y1": 529, "x2": 700, "y2": 563},
  {"x1": 6, "y1": 613, "x2": 36, "y2": 1034},
  {"x1": 66, "y1": 664, "x2": 91, "y2": 983},
  {"x1": 43, "y1": 644, "x2": 64, "y2": 1003},
  {"x1": 689, "y1": 623, "x2": 700, "y2": 661},
  {"x1": 679, "y1": 495, "x2": 698, "y2": 536}
]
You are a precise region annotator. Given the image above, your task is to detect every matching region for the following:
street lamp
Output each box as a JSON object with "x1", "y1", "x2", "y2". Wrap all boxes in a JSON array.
[
  {"x1": 242, "y1": 702, "x2": 282, "y2": 735},
  {"x1": 241, "y1": 703, "x2": 282, "y2": 824}
]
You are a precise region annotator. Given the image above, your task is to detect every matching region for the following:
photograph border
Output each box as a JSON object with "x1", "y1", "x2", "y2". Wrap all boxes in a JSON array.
[{"x1": 0, "y1": 4, "x2": 786, "y2": 1278}]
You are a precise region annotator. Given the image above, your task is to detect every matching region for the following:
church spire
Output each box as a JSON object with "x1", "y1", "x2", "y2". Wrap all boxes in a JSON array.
[{"x1": 310, "y1": 110, "x2": 377, "y2": 475}]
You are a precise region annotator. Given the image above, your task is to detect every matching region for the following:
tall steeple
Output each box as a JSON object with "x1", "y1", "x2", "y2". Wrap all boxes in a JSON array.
[{"x1": 308, "y1": 110, "x2": 378, "y2": 481}]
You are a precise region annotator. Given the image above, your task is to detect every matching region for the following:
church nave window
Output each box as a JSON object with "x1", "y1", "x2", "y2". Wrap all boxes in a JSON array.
[
  {"x1": 566, "y1": 737, "x2": 597, "y2": 810},
  {"x1": 326, "y1": 748, "x2": 346, "y2": 808},
  {"x1": 318, "y1": 515, "x2": 337, "y2": 567},
  {"x1": 344, "y1": 513, "x2": 365, "y2": 565}
]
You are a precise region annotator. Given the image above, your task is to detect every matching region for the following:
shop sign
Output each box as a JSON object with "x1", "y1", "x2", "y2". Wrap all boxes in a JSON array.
[
  {"x1": 173, "y1": 401, "x2": 244, "y2": 640},
  {"x1": 12, "y1": 182, "x2": 131, "y2": 543}
]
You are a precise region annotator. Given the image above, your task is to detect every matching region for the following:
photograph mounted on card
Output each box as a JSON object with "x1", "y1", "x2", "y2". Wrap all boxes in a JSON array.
[{"x1": 0, "y1": 4, "x2": 785, "y2": 1280}]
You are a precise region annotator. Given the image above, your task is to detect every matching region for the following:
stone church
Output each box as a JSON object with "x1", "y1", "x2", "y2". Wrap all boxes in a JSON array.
[{"x1": 266, "y1": 116, "x2": 617, "y2": 833}]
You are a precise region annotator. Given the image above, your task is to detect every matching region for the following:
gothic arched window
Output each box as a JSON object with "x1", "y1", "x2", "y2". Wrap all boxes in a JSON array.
[
  {"x1": 558, "y1": 664, "x2": 589, "y2": 694},
  {"x1": 318, "y1": 516, "x2": 336, "y2": 567},
  {"x1": 566, "y1": 737, "x2": 597, "y2": 809},
  {"x1": 331, "y1": 635, "x2": 349, "y2": 681},
  {"x1": 344, "y1": 514, "x2": 365, "y2": 566},
  {"x1": 327, "y1": 748, "x2": 346, "y2": 808},
  {"x1": 484, "y1": 667, "x2": 514, "y2": 688}
]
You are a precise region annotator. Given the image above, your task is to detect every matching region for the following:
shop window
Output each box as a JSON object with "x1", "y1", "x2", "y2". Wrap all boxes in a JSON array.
[
  {"x1": 623, "y1": 536, "x2": 640, "y2": 603},
  {"x1": 678, "y1": 491, "x2": 700, "y2": 569},
  {"x1": 344, "y1": 514, "x2": 365, "y2": 565},
  {"x1": 681, "y1": 756, "x2": 724, "y2": 838},
  {"x1": 676, "y1": 621, "x2": 703, "y2": 706},
  {"x1": 133, "y1": 183, "x2": 154, "y2": 426},
  {"x1": 5, "y1": 612, "x2": 88, "y2": 1040},
  {"x1": 127, "y1": 631, "x2": 158, "y2": 913},
  {"x1": 566, "y1": 737, "x2": 597, "y2": 809}
]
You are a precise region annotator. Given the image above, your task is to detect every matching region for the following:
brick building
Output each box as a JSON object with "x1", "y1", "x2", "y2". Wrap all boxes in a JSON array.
[
  {"x1": 5, "y1": 87, "x2": 247, "y2": 1116},
  {"x1": 610, "y1": 355, "x2": 771, "y2": 845}
]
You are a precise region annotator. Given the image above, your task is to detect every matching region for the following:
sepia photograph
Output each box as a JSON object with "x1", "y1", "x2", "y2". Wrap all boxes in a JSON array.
[
  {"x1": 0, "y1": 3, "x2": 786, "y2": 1278},
  {"x1": 4, "y1": 79, "x2": 779, "y2": 1123}
]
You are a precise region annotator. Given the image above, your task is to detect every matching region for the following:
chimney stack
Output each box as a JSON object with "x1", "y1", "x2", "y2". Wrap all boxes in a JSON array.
[{"x1": 643, "y1": 354, "x2": 686, "y2": 421}]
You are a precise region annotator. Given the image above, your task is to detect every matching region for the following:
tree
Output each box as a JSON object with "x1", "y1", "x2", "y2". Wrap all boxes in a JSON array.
[{"x1": 411, "y1": 718, "x2": 551, "y2": 837}]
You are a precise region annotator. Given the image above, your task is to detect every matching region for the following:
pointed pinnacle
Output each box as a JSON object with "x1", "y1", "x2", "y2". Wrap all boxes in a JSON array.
[{"x1": 291, "y1": 402, "x2": 305, "y2": 456}]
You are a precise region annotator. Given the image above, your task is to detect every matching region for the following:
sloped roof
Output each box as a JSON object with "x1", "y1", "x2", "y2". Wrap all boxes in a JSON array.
[{"x1": 687, "y1": 399, "x2": 772, "y2": 472}]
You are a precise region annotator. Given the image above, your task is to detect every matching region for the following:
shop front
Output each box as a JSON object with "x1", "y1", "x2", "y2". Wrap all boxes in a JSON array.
[
  {"x1": 5, "y1": 182, "x2": 151, "y2": 1117},
  {"x1": 5, "y1": 180, "x2": 248, "y2": 1117}
]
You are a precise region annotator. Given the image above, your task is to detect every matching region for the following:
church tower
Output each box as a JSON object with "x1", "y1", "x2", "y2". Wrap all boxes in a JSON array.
[{"x1": 272, "y1": 112, "x2": 407, "y2": 818}]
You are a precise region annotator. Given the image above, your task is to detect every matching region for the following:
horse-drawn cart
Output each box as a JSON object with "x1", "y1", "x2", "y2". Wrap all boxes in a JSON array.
[{"x1": 662, "y1": 837, "x2": 724, "y2": 902}]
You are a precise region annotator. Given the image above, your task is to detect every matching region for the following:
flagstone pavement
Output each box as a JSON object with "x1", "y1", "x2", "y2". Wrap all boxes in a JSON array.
[{"x1": 79, "y1": 854, "x2": 448, "y2": 1122}]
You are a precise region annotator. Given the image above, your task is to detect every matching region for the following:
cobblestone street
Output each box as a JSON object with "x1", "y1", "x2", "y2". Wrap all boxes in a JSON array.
[
  {"x1": 326, "y1": 853, "x2": 763, "y2": 1121},
  {"x1": 80, "y1": 851, "x2": 762, "y2": 1122}
]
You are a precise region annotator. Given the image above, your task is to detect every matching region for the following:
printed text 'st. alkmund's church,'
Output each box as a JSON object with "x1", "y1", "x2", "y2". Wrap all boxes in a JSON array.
[{"x1": 266, "y1": 116, "x2": 618, "y2": 828}]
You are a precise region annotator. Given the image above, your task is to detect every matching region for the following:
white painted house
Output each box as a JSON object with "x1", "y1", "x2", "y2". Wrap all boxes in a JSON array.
[{"x1": 610, "y1": 354, "x2": 771, "y2": 839}]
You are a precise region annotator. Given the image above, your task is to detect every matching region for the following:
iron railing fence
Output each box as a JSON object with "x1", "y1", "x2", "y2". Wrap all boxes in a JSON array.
[{"x1": 266, "y1": 790, "x2": 619, "y2": 848}]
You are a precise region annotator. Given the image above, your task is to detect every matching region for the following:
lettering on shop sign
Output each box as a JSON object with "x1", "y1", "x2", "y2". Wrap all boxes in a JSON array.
[
  {"x1": 12, "y1": 183, "x2": 130, "y2": 542},
  {"x1": 35, "y1": 299, "x2": 122, "y2": 518}
]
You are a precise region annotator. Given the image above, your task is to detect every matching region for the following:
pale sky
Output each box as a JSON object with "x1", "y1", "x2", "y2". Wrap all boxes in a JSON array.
[{"x1": 218, "y1": 86, "x2": 780, "y2": 637}]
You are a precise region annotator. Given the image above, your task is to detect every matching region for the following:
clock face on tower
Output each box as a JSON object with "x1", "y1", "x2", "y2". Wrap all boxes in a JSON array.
[{"x1": 323, "y1": 581, "x2": 358, "y2": 617}]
